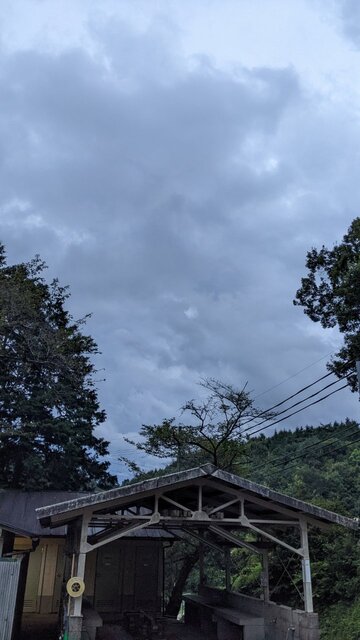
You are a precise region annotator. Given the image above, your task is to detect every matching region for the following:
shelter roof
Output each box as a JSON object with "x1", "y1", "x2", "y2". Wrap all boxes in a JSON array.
[
  {"x1": 0, "y1": 490, "x2": 88, "y2": 537},
  {"x1": 36, "y1": 464, "x2": 358, "y2": 531},
  {"x1": 0, "y1": 490, "x2": 173, "y2": 540}
]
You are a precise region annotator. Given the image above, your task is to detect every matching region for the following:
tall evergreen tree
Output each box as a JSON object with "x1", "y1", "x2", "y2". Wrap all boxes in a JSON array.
[
  {"x1": 294, "y1": 217, "x2": 360, "y2": 388},
  {"x1": 0, "y1": 244, "x2": 116, "y2": 490}
]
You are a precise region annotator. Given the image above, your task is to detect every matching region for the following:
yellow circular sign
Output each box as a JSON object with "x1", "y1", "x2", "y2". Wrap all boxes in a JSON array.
[{"x1": 66, "y1": 577, "x2": 85, "y2": 598}]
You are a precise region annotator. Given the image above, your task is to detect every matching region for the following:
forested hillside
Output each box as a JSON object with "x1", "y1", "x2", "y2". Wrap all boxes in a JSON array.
[
  {"x1": 244, "y1": 421, "x2": 360, "y2": 639},
  {"x1": 126, "y1": 420, "x2": 360, "y2": 639}
]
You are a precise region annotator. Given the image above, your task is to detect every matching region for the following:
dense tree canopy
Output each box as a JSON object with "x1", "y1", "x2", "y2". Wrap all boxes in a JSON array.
[
  {"x1": 0, "y1": 244, "x2": 116, "y2": 490},
  {"x1": 294, "y1": 217, "x2": 360, "y2": 388},
  {"x1": 128, "y1": 420, "x2": 360, "y2": 637}
]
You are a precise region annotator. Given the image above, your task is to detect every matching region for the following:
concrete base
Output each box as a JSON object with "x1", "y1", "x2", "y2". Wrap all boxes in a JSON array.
[
  {"x1": 198, "y1": 587, "x2": 320, "y2": 640},
  {"x1": 217, "y1": 618, "x2": 244, "y2": 640},
  {"x1": 83, "y1": 608, "x2": 103, "y2": 640},
  {"x1": 68, "y1": 615, "x2": 83, "y2": 640}
]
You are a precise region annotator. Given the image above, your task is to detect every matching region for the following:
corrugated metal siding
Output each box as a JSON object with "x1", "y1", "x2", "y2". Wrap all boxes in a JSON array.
[{"x1": 0, "y1": 557, "x2": 22, "y2": 640}]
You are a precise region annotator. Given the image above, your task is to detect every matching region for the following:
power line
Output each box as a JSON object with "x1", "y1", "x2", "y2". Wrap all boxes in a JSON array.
[
  {"x1": 275, "y1": 430, "x2": 360, "y2": 475},
  {"x1": 110, "y1": 378, "x2": 352, "y2": 476},
  {"x1": 242, "y1": 373, "x2": 340, "y2": 434},
  {"x1": 269, "y1": 423, "x2": 360, "y2": 470},
  {"x1": 245, "y1": 382, "x2": 349, "y2": 438},
  {"x1": 252, "y1": 352, "x2": 334, "y2": 400}
]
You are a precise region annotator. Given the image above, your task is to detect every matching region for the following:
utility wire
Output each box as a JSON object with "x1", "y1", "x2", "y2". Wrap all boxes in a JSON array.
[
  {"x1": 276, "y1": 431, "x2": 360, "y2": 474},
  {"x1": 242, "y1": 374, "x2": 343, "y2": 435},
  {"x1": 243, "y1": 371, "x2": 335, "y2": 429},
  {"x1": 252, "y1": 352, "x2": 334, "y2": 400},
  {"x1": 112, "y1": 378, "x2": 352, "y2": 477},
  {"x1": 270, "y1": 424, "x2": 360, "y2": 470},
  {"x1": 245, "y1": 383, "x2": 349, "y2": 438}
]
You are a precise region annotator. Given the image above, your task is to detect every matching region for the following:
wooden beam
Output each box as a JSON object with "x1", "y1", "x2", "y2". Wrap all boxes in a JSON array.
[
  {"x1": 300, "y1": 518, "x2": 314, "y2": 613},
  {"x1": 85, "y1": 513, "x2": 161, "y2": 552},
  {"x1": 225, "y1": 548, "x2": 231, "y2": 591},
  {"x1": 246, "y1": 521, "x2": 302, "y2": 556},
  {"x1": 181, "y1": 528, "x2": 224, "y2": 553},
  {"x1": 209, "y1": 498, "x2": 240, "y2": 516},
  {"x1": 203, "y1": 478, "x2": 332, "y2": 530},
  {"x1": 160, "y1": 494, "x2": 194, "y2": 514},
  {"x1": 208, "y1": 525, "x2": 262, "y2": 556},
  {"x1": 262, "y1": 552, "x2": 270, "y2": 602}
]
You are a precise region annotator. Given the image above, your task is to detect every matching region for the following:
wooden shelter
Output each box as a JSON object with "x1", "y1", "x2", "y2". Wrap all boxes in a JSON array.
[{"x1": 36, "y1": 464, "x2": 358, "y2": 640}]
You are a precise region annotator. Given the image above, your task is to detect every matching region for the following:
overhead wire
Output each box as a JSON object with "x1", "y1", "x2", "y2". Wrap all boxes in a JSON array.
[
  {"x1": 269, "y1": 423, "x2": 360, "y2": 470},
  {"x1": 109, "y1": 364, "x2": 349, "y2": 466},
  {"x1": 108, "y1": 358, "x2": 357, "y2": 480},
  {"x1": 242, "y1": 374, "x2": 346, "y2": 435},
  {"x1": 245, "y1": 382, "x2": 350, "y2": 438},
  {"x1": 274, "y1": 431, "x2": 360, "y2": 475},
  {"x1": 252, "y1": 352, "x2": 334, "y2": 400},
  {"x1": 245, "y1": 369, "x2": 358, "y2": 472}
]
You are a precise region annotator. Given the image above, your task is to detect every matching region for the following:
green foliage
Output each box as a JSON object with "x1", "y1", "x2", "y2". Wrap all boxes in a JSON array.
[
  {"x1": 122, "y1": 378, "x2": 272, "y2": 470},
  {"x1": 230, "y1": 549, "x2": 262, "y2": 597},
  {"x1": 242, "y1": 422, "x2": 360, "y2": 615},
  {"x1": 0, "y1": 244, "x2": 116, "y2": 490},
  {"x1": 247, "y1": 421, "x2": 360, "y2": 515},
  {"x1": 128, "y1": 419, "x2": 360, "y2": 626},
  {"x1": 294, "y1": 217, "x2": 360, "y2": 388},
  {"x1": 321, "y1": 599, "x2": 360, "y2": 640}
]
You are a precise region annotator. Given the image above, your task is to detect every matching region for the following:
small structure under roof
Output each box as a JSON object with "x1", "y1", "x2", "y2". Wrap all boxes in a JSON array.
[{"x1": 36, "y1": 464, "x2": 358, "y2": 640}]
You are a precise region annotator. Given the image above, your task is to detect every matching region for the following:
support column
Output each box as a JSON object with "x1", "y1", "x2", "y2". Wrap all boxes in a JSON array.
[
  {"x1": 300, "y1": 518, "x2": 313, "y2": 613},
  {"x1": 225, "y1": 548, "x2": 231, "y2": 592},
  {"x1": 261, "y1": 551, "x2": 270, "y2": 602},
  {"x1": 199, "y1": 542, "x2": 205, "y2": 591},
  {"x1": 68, "y1": 512, "x2": 91, "y2": 640}
]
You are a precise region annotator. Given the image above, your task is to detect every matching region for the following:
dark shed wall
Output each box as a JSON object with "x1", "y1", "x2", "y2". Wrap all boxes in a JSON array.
[{"x1": 84, "y1": 540, "x2": 163, "y2": 614}]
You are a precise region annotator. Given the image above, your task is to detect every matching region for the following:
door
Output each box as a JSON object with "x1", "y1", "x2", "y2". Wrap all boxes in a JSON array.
[
  {"x1": 52, "y1": 542, "x2": 65, "y2": 612},
  {"x1": 23, "y1": 545, "x2": 43, "y2": 613},
  {"x1": 134, "y1": 546, "x2": 160, "y2": 611},
  {"x1": 94, "y1": 543, "x2": 123, "y2": 612}
]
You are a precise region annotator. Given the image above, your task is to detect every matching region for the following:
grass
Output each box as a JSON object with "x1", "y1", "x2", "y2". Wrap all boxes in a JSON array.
[{"x1": 320, "y1": 599, "x2": 360, "y2": 639}]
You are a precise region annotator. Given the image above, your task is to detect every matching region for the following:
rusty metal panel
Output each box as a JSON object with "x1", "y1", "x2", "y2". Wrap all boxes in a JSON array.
[{"x1": 0, "y1": 557, "x2": 22, "y2": 640}]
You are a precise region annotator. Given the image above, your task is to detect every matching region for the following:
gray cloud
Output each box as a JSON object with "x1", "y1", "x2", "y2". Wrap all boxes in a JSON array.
[
  {"x1": 0, "y1": 16, "x2": 359, "y2": 479},
  {"x1": 341, "y1": 0, "x2": 360, "y2": 47}
]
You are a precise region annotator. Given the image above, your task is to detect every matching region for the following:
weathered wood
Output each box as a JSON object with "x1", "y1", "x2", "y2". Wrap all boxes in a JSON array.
[
  {"x1": 300, "y1": 518, "x2": 314, "y2": 613},
  {"x1": 36, "y1": 464, "x2": 358, "y2": 531}
]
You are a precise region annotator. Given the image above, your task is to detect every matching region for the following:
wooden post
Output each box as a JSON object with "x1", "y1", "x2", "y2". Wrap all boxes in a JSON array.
[
  {"x1": 225, "y1": 548, "x2": 231, "y2": 591},
  {"x1": 68, "y1": 512, "x2": 91, "y2": 639},
  {"x1": 300, "y1": 519, "x2": 313, "y2": 613},
  {"x1": 198, "y1": 485, "x2": 203, "y2": 512},
  {"x1": 261, "y1": 551, "x2": 270, "y2": 602},
  {"x1": 199, "y1": 542, "x2": 204, "y2": 591}
]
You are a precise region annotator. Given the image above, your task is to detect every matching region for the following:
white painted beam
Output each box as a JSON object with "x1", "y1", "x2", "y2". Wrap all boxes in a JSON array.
[{"x1": 300, "y1": 518, "x2": 314, "y2": 613}]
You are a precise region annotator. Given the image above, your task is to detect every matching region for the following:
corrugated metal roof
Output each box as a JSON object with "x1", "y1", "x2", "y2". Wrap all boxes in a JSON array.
[
  {"x1": 0, "y1": 490, "x2": 174, "y2": 540},
  {"x1": 0, "y1": 490, "x2": 89, "y2": 537},
  {"x1": 36, "y1": 464, "x2": 359, "y2": 531}
]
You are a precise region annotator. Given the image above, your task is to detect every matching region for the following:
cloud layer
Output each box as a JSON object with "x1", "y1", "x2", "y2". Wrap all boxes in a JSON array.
[{"x1": 1, "y1": 3, "x2": 360, "y2": 478}]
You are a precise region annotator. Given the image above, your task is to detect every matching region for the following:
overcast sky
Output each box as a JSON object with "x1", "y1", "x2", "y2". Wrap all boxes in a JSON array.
[{"x1": 1, "y1": 0, "x2": 360, "y2": 479}]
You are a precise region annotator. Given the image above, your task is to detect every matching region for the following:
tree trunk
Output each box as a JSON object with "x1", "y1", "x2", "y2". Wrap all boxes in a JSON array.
[{"x1": 165, "y1": 547, "x2": 200, "y2": 617}]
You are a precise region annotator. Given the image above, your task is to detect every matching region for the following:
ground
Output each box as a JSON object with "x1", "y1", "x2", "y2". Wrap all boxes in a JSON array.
[
  {"x1": 20, "y1": 615, "x2": 209, "y2": 640},
  {"x1": 20, "y1": 613, "x2": 58, "y2": 640}
]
